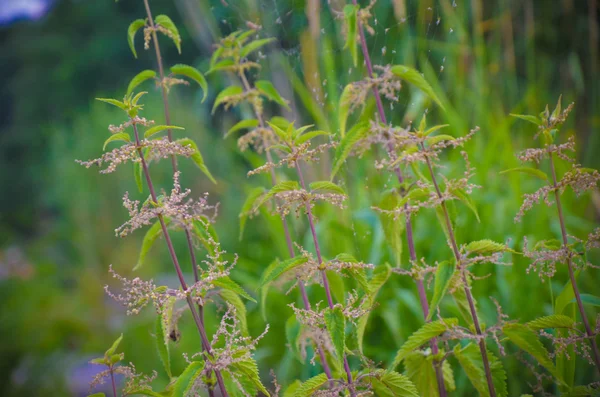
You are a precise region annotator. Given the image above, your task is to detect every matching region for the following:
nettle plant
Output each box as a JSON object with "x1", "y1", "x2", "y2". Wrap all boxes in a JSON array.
[
  {"x1": 78, "y1": 6, "x2": 270, "y2": 397},
  {"x1": 506, "y1": 98, "x2": 600, "y2": 393},
  {"x1": 210, "y1": 27, "x2": 421, "y2": 396}
]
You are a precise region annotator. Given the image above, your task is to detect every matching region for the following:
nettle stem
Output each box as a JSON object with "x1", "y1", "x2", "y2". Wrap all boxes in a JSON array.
[
  {"x1": 132, "y1": 124, "x2": 229, "y2": 397},
  {"x1": 549, "y1": 154, "x2": 600, "y2": 372},
  {"x1": 352, "y1": 2, "x2": 447, "y2": 394},
  {"x1": 294, "y1": 160, "x2": 356, "y2": 396},
  {"x1": 110, "y1": 365, "x2": 118, "y2": 397},
  {"x1": 238, "y1": 70, "x2": 334, "y2": 380},
  {"x1": 421, "y1": 143, "x2": 497, "y2": 397},
  {"x1": 142, "y1": 2, "x2": 216, "y2": 392}
]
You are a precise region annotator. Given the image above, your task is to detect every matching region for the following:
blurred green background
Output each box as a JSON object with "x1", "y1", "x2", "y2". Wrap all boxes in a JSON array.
[{"x1": 0, "y1": 0, "x2": 599, "y2": 395}]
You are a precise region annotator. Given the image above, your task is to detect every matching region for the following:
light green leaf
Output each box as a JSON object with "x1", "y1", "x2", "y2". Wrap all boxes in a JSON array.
[
  {"x1": 503, "y1": 323, "x2": 563, "y2": 382},
  {"x1": 96, "y1": 98, "x2": 128, "y2": 111},
  {"x1": 105, "y1": 334, "x2": 123, "y2": 358},
  {"x1": 427, "y1": 261, "x2": 455, "y2": 321},
  {"x1": 144, "y1": 125, "x2": 184, "y2": 139},
  {"x1": 357, "y1": 264, "x2": 392, "y2": 354},
  {"x1": 225, "y1": 119, "x2": 259, "y2": 139},
  {"x1": 212, "y1": 86, "x2": 244, "y2": 114},
  {"x1": 405, "y1": 351, "x2": 455, "y2": 396},
  {"x1": 238, "y1": 187, "x2": 265, "y2": 240},
  {"x1": 338, "y1": 83, "x2": 354, "y2": 137},
  {"x1": 286, "y1": 315, "x2": 303, "y2": 363},
  {"x1": 155, "y1": 298, "x2": 174, "y2": 377},
  {"x1": 464, "y1": 239, "x2": 514, "y2": 255},
  {"x1": 423, "y1": 124, "x2": 450, "y2": 136},
  {"x1": 448, "y1": 187, "x2": 480, "y2": 222},
  {"x1": 173, "y1": 361, "x2": 204, "y2": 397},
  {"x1": 87, "y1": 394, "x2": 106, "y2": 397},
  {"x1": 231, "y1": 357, "x2": 270, "y2": 396},
  {"x1": 134, "y1": 218, "x2": 169, "y2": 271},
  {"x1": 259, "y1": 256, "x2": 309, "y2": 287},
  {"x1": 127, "y1": 19, "x2": 146, "y2": 58},
  {"x1": 170, "y1": 64, "x2": 208, "y2": 102},
  {"x1": 176, "y1": 138, "x2": 216, "y2": 184},
  {"x1": 367, "y1": 370, "x2": 420, "y2": 397},
  {"x1": 392, "y1": 319, "x2": 458, "y2": 367},
  {"x1": 240, "y1": 38, "x2": 275, "y2": 58},
  {"x1": 377, "y1": 191, "x2": 404, "y2": 266},
  {"x1": 213, "y1": 276, "x2": 255, "y2": 303},
  {"x1": 283, "y1": 380, "x2": 302, "y2": 397},
  {"x1": 390, "y1": 65, "x2": 444, "y2": 110},
  {"x1": 343, "y1": 5, "x2": 359, "y2": 66},
  {"x1": 154, "y1": 15, "x2": 181, "y2": 53},
  {"x1": 324, "y1": 306, "x2": 345, "y2": 367},
  {"x1": 294, "y1": 130, "x2": 330, "y2": 145},
  {"x1": 255, "y1": 80, "x2": 290, "y2": 110},
  {"x1": 309, "y1": 181, "x2": 346, "y2": 195},
  {"x1": 426, "y1": 134, "x2": 455, "y2": 146},
  {"x1": 527, "y1": 315, "x2": 575, "y2": 330},
  {"x1": 453, "y1": 343, "x2": 508, "y2": 397},
  {"x1": 499, "y1": 167, "x2": 549, "y2": 182},
  {"x1": 331, "y1": 121, "x2": 370, "y2": 179},
  {"x1": 510, "y1": 113, "x2": 541, "y2": 126},
  {"x1": 294, "y1": 373, "x2": 329, "y2": 397},
  {"x1": 103, "y1": 133, "x2": 131, "y2": 150},
  {"x1": 219, "y1": 289, "x2": 248, "y2": 336},
  {"x1": 127, "y1": 70, "x2": 156, "y2": 95},
  {"x1": 254, "y1": 181, "x2": 300, "y2": 210},
  {"x1": 259, "y1": 259, "x2": 280, "y2": 321},
  {"x1": 206, "y1": 59, "x2": 236, "y2": 75}
]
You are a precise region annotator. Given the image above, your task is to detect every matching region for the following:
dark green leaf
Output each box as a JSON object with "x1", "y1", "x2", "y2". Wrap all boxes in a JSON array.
[
  {"x1": 170, "y1": 64, "x2": 208, "y2": 102},
  {"x1": 154, "y1": 15, "x2": 181, "y2": 53},
  {"x1": 127, "y1": 70, "x2": 157, "y2": 95},
  {"x1": 128, "y1": 19, "x2": 146, "y2": 58}
]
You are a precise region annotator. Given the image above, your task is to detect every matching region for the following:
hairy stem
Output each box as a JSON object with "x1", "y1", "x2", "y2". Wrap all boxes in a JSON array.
[
  {"x1": 352, "y1": 1, "x2": 446, "y2": 394},
  {"x1": 132, "y1": 123, "x2": 229, "y2": 397},
  {"x1": 421, "y1": 143, "x2": 496, "y2": 397},
  {"x1": 294, "y1": 160, "x2": 356, "y2": 396},
  {"x1": 110, "y1": 366, "x2": 118, "y2": 397},
  {"x1": 237, "y1": 70, "x2": 334, "y2": 380},
  {"x1": 549, "y1": 154, "x2": 600, "y2": 372}
]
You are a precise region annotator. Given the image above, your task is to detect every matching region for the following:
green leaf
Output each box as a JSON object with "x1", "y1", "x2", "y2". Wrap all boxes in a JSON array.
[
  {"x1": 134, "y1": 161, "x2": 143, "y2": 193},
  {"x1": 96, "y1": 98, "x2": 128, "y2": 111},
  {"x1": 343, "y1": 5, "x2": 359, "y2": 66},
  {"x1": 464, "y1": 239, "x2": 513, "y2": 255},
  {"x1": 259, "y1": 259, "x2": 280, "y2": 321},
  {"x1": 499, "y1": 167, "x2": 549, "y2": 182},
  {"x1": 390, "y1": 65, "x2": 444, "y2": 110},
  {"x1": 176, "y1": 138, "x2": 216, "y2": 184},
  {"x1": 392, "y1": 319, "x2": 458, "y2": 367},
  {"x1": 426, "y1": 134, "x2": 455, "y2": 146},
  {"x1": 527, "y1": 315, "x2": 575, "y2": 330},
  {"x1": 170, "y1": 64, "x2": 208, "y2": 103},
  {"x1": 324, "y1": 306, "x2": 345, "y2": 367},
  {"x1": 87, "y1": 394, "x2": 106, "y2": 397},
  {"x1": 134, "y1": 218, "x2": 169, "y2": 271},
  {"x1": 231, "y1": 357, "x2": 270, "y2": 396},
  {"x1": 338, "y1": 84, "x2": 354, "y2": 137},
  {"x1": 238, "y1": 187, "x2": 265, "y2": 240},
  {"x1": 155, "y1": 298, "x2": 174, "y2": 377},
  {"x1": 206, "y1": 59, "x2": 236, "y2": 75},
  {"x1": 240, "y1": 37, "x2": 275, "y2": 58},
  {"x1": 103, "y1": 133, "x2": 131, "y2": 150},
  {"x1": 259, "y1": 256, "x2": 309, "y2": 287},
  {"x1": 192, "y1": 217, "x2": 220, "y2": 257},
  {"x1": 285, "y1": 315, "x2": 303, "y2": 362},
  {"x1": 212, "y1": 86, "x2": 244, "y2": 114},
  {"x1": 423, "y1": 124, "x2": 450, "y2": 136},
  {"x1": 213, "y1": 276, "x2": 256, "y2": 303},
  {"x1": 294, "y1": 373, "x2": 329, "y2": 397},
  {"x1": 105, "y1": 334, "x2": 123, "y2": 358},
  {"x1": 127, "y1": 19, "x2": 146, "y2": 58},
  {"x1": 173, "y1": 361, "x2": 204, "y2": 397},
  {"x1": 453, "y1": 343, "x2": 508, "y2": 397},
  {"x1": 448, "y1": 187, "x2": 480, "y2": 222},
  {"x1": 294, "y1": 130, "x2": 330, "y2": 145},
  {"x1": 225, "y1": 119, "x2": 259, "y2": 139},
  {"x1": 427, "y1": 261, "x2": 455, "y2": 321},
  {"x1": 503, "y1": 323, "x2": 563, "y2": 382},
  {"x1": 144, "y1": 125, "x2": 184, "y2": 139},
  {"x1": 219, "y1": 289, "x2": 248, "y2": 336},
  {"x1": 377, "y1": 192, "x2": 404, "y2": 266},
  {"x1": 357, "y1": 264, "x2": 392, "y2": 354},
  {"x1": 309, "y1": 181, "x2": 346, "y2": 195},
  {"x1": 405, "y1": 351, "x2": 455, "y2": 397},
  {"x1": 367, "y1": 370, "x2": 420, "y2": 397},
  {"x1": 510, "y1": 113, "x2": 541, "y2": 126},
  {"x1": 255, "y1": 80, "x2": 290, "y2": 110},
  {"x1": 574, "y1": 294, "x2": 600, "y2": 307},
  {"x1": 254, "y1": 181, "x2": 300, "y2": 210},
  {"x1": 154, "y1": 15, "x2": 181, "y2": 53},
  {"x1": 283, "y1": 380, "x2": 302, "y2": 397},
  {"x1": 331, "y1": 121, "x2": 370, "y2": 179},
  {"x1": 127, "y1": 70, "x2": 157, "y2": 95}
]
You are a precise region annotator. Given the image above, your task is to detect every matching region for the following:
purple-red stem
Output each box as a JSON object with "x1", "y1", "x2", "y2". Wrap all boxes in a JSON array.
[
  {"x1": 420, "y1": 143, "x2": 496, "y2": 397},
  {"x1": 352, "y1": 1, "x2": 447, "y2": 394},
  {"x1": 549, "y1": 154, "x2": 600, "y2": 372},
  {"x1": 132, "y1": 124, "x2": 229, "y2": 397},
  {"x1": 237, "y1": 70, "x2": 335, "y2": 380},
  {"x1": 110, "y1": 366, "x2": 118, "y2": 397},
  {"x1": 294, "y1": 160, "x2": 356, "y2": 396}
]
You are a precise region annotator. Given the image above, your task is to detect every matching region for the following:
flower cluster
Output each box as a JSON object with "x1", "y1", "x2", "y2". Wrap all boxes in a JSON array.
[
  {"x1": 342, "y1": 66, "x2": 401, "y2": 114},
  {"x1": 248, "y1": 141, "x2": 337, "y2": 176},
  {"x1": 540, "y1": 325, "x2": 599, "y2": 365},
  {"x1": 90, "y1": 362, "x2": 157, "y2": 396},
  {"x1": 237, "y1": 127, "x2": 276, "y2": 153},
  {"x1": 104, "y1": 265, "x2": 169, "y2": 315},
  {"x1": 517, "y1": 135, "x2": 576, "y2": 164},
  {"x1": 108, "y1": 116, "x2": 154, "y2": 134},
  {"x1": 115, "y1": 171, "x2": 217, "y2": 237}
]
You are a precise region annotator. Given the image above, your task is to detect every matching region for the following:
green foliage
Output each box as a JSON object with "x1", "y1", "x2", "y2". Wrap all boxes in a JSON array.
[
  {"x1": 331, "y1": 121, "x2": 369, "y2": 178},
  {"x1": 324, "y1": 306, "x2": 345, "y2": 367},
  {"x1": 173, "y1": 361, "x2": 204, "y2": 396},
  {"x1": 127, "y1": 70, "x2": 157, "y2": 95},
  {"x1": 453, "y1": 343, "x2": 508, "y2": 397},
  {"x1": 255, "y1": 80, "x2": 290, "y2": 110},
  {"x1": 392, "y1": 319, "x2": 458, "y2": 367},
  {"x1": 170, "y1": 64, "x2": 208, "y2": 102},
  {"x1": 128, "y1": 19, "x2": 146, "y2": 58},
  {"x1": 343, "y1": 5, "x2": 359, "y2": 67},
  {"x1": 154, "y1": 15, "x2": 181, "y2": 54},
  {"x1": 427, "y1": 261, "x2": 455, "y2": 321},
  {"x1": 390, "y1": 65, "x2": 444, "y2": 110},
  {"x1": 404, "y1": 352, "x2": 455, "y2": 397}
]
